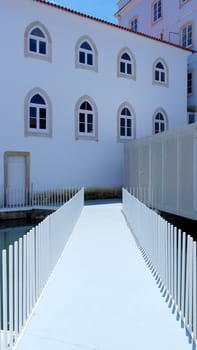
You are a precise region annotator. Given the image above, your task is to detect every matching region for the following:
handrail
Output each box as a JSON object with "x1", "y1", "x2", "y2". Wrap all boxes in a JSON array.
[
  {"x1": 122, "y1": 188, "x2": 197, "y2": 343},
  {"x1": 0, "y1": 188, "x2": 84, "y2": 350}
]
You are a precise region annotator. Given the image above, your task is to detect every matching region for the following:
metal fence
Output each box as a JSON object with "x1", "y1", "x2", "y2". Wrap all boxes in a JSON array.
[
  {"x1": 0, "y1": 188, "x2": 84, "y2": 349},
  {"x1": 0, "y1": 186, "x2": 79, "y2": 209},
  {"x1": 122, "y1": 188, "x2": 197, "y2": 344}
]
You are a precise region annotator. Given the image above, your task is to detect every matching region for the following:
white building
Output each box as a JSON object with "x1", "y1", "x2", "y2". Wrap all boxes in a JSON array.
[
  {"x1": 115, "y1": 0, "x2": 197, "y2": 120},
  {"x1": 0, "y1": 0, "x2": 191, "y2": 205}
]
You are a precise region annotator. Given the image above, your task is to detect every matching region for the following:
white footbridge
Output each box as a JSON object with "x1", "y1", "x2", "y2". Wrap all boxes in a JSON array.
[{"x1": 0, "y1": 189, "x2": 196, "y2": 350}]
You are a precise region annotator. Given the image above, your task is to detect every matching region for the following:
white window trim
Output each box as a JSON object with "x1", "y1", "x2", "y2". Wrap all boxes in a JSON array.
[
  {"x1": 152, "y1": 108, "x2": 168, "y2": 134},
  {"x1": 75, "y1": 95, "x2": 98, "y2": 141},
  {"x1": 24, "y1": 21, "x2": 52, "y2": 62},
  {"x1": 117, "y1": 47, "x2": 136, "y2": 80},
  {"x1": 180, "y1": 21, "x2": 194, "y2": 48},
  {"x1": 152, "y1": 57, "x2": 169, "y2": 87},
  {"x1": 129, "y1": 16, "x2": 138, "y2": 31},
  {"x1": 117, "y1": 102, "x2": 136, "y2": 143},
  {"x1": 152, "y1": 0, "x2": 163, "y2": 25},
  {"x1": 24, "y1": 88, "x2": 52, "y2": 137},
  {"x1": 75, "y1": 36, "x2": 98, "y2": 72}
]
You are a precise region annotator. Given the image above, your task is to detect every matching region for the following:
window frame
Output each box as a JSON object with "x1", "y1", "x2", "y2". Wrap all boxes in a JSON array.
[
  {"x1": 117, "y1": 102, "x2": 136, "y2": 142},
  {"x1": 187, "y1": 70, "x2": 193, "y2": 96},
  {"x1": 75, "y1": 96, "x2": 98, "y2": 141},
  {"x1": 152, "y1": 58, "x2": 169, "y2": 87},
  {"x1": 180, "y1": 21, "x2": 194, "y2": 48},
  {"x1": 24, "y1": 22, "x2": 52, "y2": 62},
  {"x1": 117, "y1": 47, "x2": 136, "y2": 80},
  {"x1": 75, "y1": 36, "x2": 98, "y2": 72},
  {"x1": 152, "y1": 108, "x2": 168, "y2": 134},
  {"x1": 130, "y1": 16, "x2": 138, "y2": 32},
  {"x1": 152, "y1": 0, "x2": 163, "y2": 25},
  {"x1": 188, "y1": 112, "x2": 197, "y2": 124},
  {"x1": 24, "y1": 88, "x2": 52, "y2": 137}
]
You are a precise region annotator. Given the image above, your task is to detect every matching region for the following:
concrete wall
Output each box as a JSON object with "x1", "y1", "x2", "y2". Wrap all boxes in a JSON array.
[{"x1": 0, "y1": 0, "x2": 189, "y2": 191}]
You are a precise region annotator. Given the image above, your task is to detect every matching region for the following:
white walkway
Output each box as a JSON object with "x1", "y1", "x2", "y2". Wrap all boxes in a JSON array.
[{"x1": 15, "y1": 203, "x2": 193, "y2": 350}]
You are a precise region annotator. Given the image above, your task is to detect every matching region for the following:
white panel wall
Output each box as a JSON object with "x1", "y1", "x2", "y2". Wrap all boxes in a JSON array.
[{"x1": 124, "y1": 123, "x2": 197, "y2": 220}]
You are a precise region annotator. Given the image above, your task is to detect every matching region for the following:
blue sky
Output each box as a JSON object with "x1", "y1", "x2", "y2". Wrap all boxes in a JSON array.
[{"x1": 48, "y1": 0, "x2": 118, "y2": 23}]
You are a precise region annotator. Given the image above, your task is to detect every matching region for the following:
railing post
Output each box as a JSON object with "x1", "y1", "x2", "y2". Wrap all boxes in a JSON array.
[{"x1": 2, "y1": 249, "x2": 8, "y2": 350}]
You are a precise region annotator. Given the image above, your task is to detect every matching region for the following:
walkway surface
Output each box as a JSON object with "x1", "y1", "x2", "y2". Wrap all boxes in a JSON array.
[{"x1": 15, "y1": 202, "x2": 193, "y2": 350}]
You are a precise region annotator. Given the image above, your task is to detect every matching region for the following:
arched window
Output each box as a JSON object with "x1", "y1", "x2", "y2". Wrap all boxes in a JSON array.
[
  {"x1": 24, "y1": 22, "x2": 52, "y2": 62},
  {"x1": 79, "y1": 41, "x2": 93, "y2": 66},
  {"x1": 117, "y1": 103, "x2": 136, "y2": 141},
  {"x1": 75, "y1": 36, "x2": 98, "y2": 71},
  {"x1": 153, "y1": 109, "x2": 168, "y2": 134},
  {"x1": 29, "y1": 27, "x2": 47, "y2": 55},
  {"x1": 118, "y1": 48, "x2": 136, "y2": 80},
  {"x1": 120, "y1": 53, "x2": 132, "y2": 75},
  {"x1": 29, "y1": 94, "x2": 47, "y2": 131},
  {"x1": 153, "y1": 58, "x2": 168, "y2": 86},
  {"x1": 75, "y1": 96, "x2": 98, "y2": 141},
  {"x1": 24, "y1": 88, "x2": 52, "y2": 137}
]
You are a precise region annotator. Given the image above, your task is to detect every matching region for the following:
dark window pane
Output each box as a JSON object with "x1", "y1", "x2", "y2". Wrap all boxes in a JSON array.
[
  {"x1": 188, "y1": 114, "x2": 195, "y2": 124},
  {"x1": 40, "y1": 119, "x2": 46, "y2": 129},
  {"x1": 80, "y1": 41, "x2": 92, "y2": 50},
  {"x1": 80, "y1": 102, "x2": 92, "y2": 111},
  {"x1": 87, "y1": 53, "x2": 93, "y2": 65},
  {"x1": 120, "y1": 118, "x2": 125, "y2": 127},
  {"x1": 155, "y1": 122, "x2": 159, "y2": 133},
  {"x1": 155, "y1": 71, "x2": 159, "y2": 81},
  {"x1": 40, "y1": 108, "x2": 46, "y2": 119},
  {"x1": 127, "y1": 119, "x2": 131, "y2": 127},
  {"x1": 87, "y1": 114, "x2": 93, "y2": 123},
  {"x1": 30, "y1": 94, "x2": 46, "y2": 105},
  {"x1": 79, "y1": 51, "x2": 85, "y2": 63},
  {"x1": 161, "y1": 72, "x2": 165, "y2": 82},
  {"x1": 121, "y1": 53, "x2": 131, "y2": 61},
  {"x1": 29, "y1": 39, "x2": 37, "y2": 52},
  {"x1": 87, "y1": 124, "x2": 93, "y2": 133},
  {"x1": 120, "y1": 62, "x2": 125, "y2": 73},
  {"x1": 31, "y1": 28, "x2": 45, "y2": 38},
  {"x1": 39, "y1": 41, "x2": 46, "y2": 54},
  {"x1": 156, "y1": 62, "x2": 164, "y2": 69},
  {"x1": 160, "y1": 123, "x2": 165, "y2": 132},
  {"x1": 29, "y1": 117, "x2": 37, "y2": 128},
  {"x1": 127, "y1": 128, "x2": 131, "y2": 137},
  {"x1": 79, "y1": 113, "x2": 85, "y2": 123},
  {"x1": 79, "y1": 123, "x2": 85, "y2": 132},
  {"x1": 127, "y1": 63, "x2": 132, "y2": 75},
  {"x1": 120, "y1": 127, "x2": 125, "y2": 136},
  {"x1": 30, "y1": 107, "x2": 36, "y2": 118}
]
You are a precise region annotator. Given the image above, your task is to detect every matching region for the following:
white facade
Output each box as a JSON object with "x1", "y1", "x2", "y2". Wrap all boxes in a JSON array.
[
  {"x1": 115, "y1": 0, "x2": 197, "y2": 113},
  {"x1": 0, "y1": 0, "x2": 190, "y2": 200}
]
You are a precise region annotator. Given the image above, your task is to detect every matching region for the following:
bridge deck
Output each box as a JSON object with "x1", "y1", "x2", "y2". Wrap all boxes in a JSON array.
[{"x1": 15, "y1": 202, "x2": 192, "y2": 350}]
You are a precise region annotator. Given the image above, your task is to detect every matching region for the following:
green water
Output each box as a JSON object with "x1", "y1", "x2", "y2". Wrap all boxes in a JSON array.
[{"x1": 0, "y1": 225, "x2": 33, "y2": 251}]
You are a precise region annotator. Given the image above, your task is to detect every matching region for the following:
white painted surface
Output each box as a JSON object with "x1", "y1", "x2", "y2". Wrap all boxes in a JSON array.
[
  {"x1": 15, "y1": 203, "x2": 192, "y2": 350},
  {"x1": 7, "y1": 156, "x2": 26, "y2": 205},
  {"x1": 0, "y1": 0, "x2": 189, "y2": 189}
]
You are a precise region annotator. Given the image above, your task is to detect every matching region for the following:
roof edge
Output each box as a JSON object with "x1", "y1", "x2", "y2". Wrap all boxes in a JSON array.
[{"x1": 34, "y1": 0, "x2": 195, "y2": 54}]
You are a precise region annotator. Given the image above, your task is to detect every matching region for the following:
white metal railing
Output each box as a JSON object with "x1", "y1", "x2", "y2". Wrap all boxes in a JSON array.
[
  {"x1": 0, "y1": 188, "x2": 84, "y2": 350},
  {"x1": 0, "y1": 186, "x2": 79, "y2": 209},
  {"x1": 122, "y1": 188, "x2": 197, "y2": 344}
]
